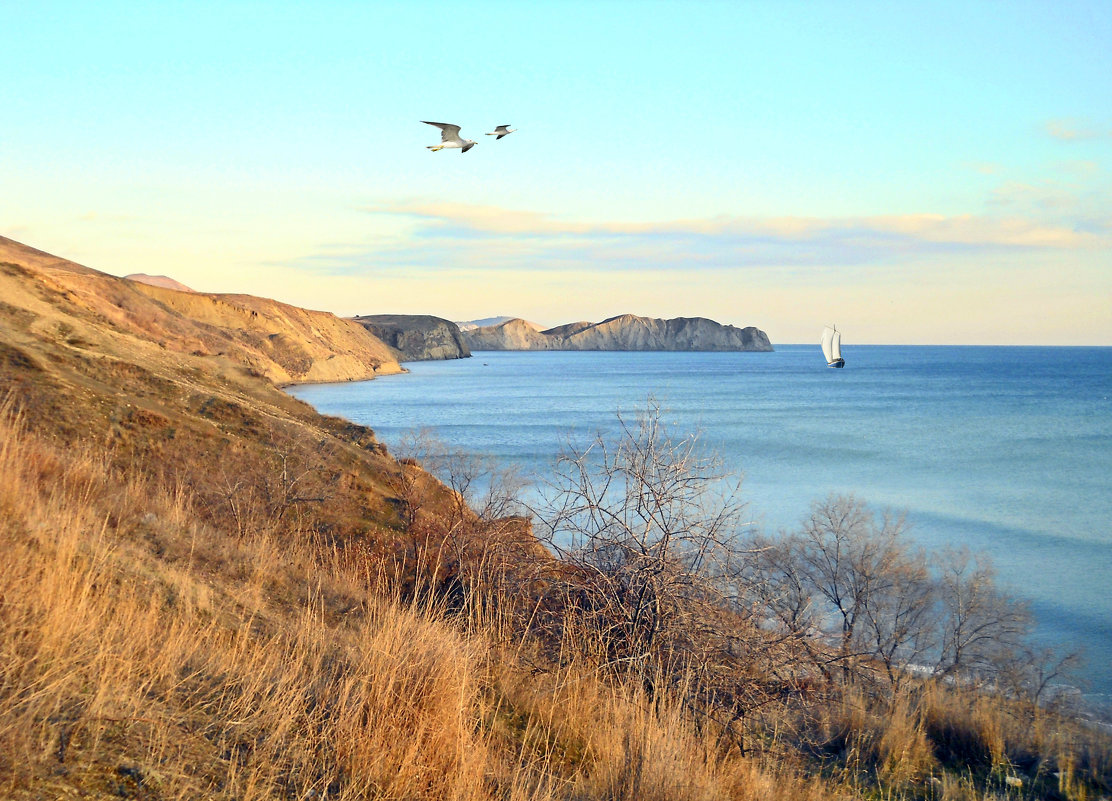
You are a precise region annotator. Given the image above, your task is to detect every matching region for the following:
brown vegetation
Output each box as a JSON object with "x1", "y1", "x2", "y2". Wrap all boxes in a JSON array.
[{"x1": 0, "y1": 400, "x2": 834, "y2": 800}]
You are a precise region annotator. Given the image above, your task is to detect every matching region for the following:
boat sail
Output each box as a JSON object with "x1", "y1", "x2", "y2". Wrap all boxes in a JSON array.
[{"x1": 821, "y1": 325, "x2": 845, "y2": 368}]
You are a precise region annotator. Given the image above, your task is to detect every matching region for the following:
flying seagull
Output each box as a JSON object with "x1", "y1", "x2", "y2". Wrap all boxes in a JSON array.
[
  {"x1": 485, "y1": 124, "x2": 516, "y2": 139},
  {"x1": 422, "y1": 121, "x2": 476, "y2": 152}
]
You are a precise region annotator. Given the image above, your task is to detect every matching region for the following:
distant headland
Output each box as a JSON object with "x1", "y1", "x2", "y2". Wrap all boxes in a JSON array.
[
  {"x1": 351, "y1": 314, "x2": 471, "y2": 363},
  {"x1": 460, "y1": 314, "x2": 773, "y2": 352}
]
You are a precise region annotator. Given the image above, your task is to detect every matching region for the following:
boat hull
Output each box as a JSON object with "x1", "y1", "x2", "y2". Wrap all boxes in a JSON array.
[{"x1": 828, "y1": 359, "x2": 845, "y2": 368}]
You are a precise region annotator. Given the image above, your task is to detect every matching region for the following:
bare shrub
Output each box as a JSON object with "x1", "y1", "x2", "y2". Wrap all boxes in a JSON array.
[
  {"x1": 380, "y1": 429, "x2": 541, "y2": 623},
  {"x1": 532, "y1": 401, "x2": 752, "y2": 683},
  {"x1": 197, "y1": 439, "x2": 336, "y2": 538},
  {"x1": 934, "y1": 546, "x2": 1030, "y2": 684},
  {"x1": 746, "y1": 495, "x2": 935, "y2": 687},
  {"x1": 745, "y1": 495, "x2": 1050, "y2": 701}
]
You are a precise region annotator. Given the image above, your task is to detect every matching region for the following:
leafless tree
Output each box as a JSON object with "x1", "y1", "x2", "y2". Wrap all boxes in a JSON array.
[
  {"x1": 933, "y1": 546, "x2": 1030, "y2": 684},
  {"x1": 746, "y1": 499, "x2": 1050, "y2": 700},
  {"x1": 858, "y1": 548, "x2": 936, "y2": 688},
  {"x1": 745, "y1": 495, "x2": 937, "y2": 688},
  {"x1": 532, "y1": 401, "x2": 755, "y2": 682},
  {"x1": 386, "y1": 428, "x2": 438, "y2": 535},
  {"x1": 793, "y1": 494, "x2": 918, "y2": 683},
  {"x1": 436, "y1": 444, "x2": 526, "y2": 525},
  {"x1": 998, "y1": 646, "x2": 1083, "y2": 712},
  {"x1": 742, "y1": 532, "x2": 836, "y2": 680}
]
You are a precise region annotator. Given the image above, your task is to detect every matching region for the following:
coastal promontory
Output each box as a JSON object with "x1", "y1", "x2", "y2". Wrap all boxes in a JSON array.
[
  {"x1": 461, "y1": 314, "x2": 773, "y2": 352},
  {"x1": 351, "y1": 314, "x2": 471, "y2": 362},
  {"x1": 0, "y1": 234, "x2": 404, "y2": 387}
]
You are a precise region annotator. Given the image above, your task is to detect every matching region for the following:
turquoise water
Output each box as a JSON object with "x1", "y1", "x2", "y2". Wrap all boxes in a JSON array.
[{"x1": 288, "y1": 346, "x2": 1112, "y2": 698}]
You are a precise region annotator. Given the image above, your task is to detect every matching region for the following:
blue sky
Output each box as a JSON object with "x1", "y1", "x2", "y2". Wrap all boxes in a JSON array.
[{"x1": 2, "y1": 0, "x2": 1110, "y2": 343}]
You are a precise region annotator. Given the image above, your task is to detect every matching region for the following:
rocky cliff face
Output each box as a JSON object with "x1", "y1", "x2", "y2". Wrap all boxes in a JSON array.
[
  {"x1": 352, "y1": 315, "x2": 471, "y2": 362},
  {"x1": 463, "y1": 318, "x2": 557, "y2": 350},
  {"x1": 456, "y1": 316, "x2": 543, "y2": 332},
  {"x1": 462, "y1": 314, "x2": 773, "y2": 352}
]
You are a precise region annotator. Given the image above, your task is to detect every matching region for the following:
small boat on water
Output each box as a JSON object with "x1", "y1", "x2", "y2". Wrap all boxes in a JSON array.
[{"x1": 821, "y1": 325, "x2": 845, "y2": 368}]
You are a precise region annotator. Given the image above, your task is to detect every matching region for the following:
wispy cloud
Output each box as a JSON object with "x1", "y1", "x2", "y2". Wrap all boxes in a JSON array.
[
  {"x1": 965, "y1": 161, "x2": 1003, "y2": 175},
  {"x1": 987, "y1": 180, "x2": 1112, "y2": 235},
  {"x1": 1045, "y1": 118, "x2": 1112, "y2": 142},
  {"x1": 284, "y1": 202, "x2": 1109, "y2": 277},
  {"x1": 388, "y1": 200, "x2": 1105, "y2": 245}
]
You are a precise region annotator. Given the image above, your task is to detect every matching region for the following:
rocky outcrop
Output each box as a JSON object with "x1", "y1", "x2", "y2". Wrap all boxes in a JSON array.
[
  {"x1": 456, "y1": 316, "x2": 544, "y2": 332},
  {"x1": 462, "y1": 314, "x2": 773, "y2": 352},
  {"x1": 352, "y1": 315, "x2": 471, "y2": 362},
  {"x1": 542, "y1": 321, "x2": 594, "y2": 339},
  {"x1": 463, "y1": 318, "x2": 557, "y2": 350}
]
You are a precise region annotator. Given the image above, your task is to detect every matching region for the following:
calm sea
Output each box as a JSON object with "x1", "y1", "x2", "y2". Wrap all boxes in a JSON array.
[{"x1": 288, "y1": 346, "x2": 1112, "y2": 700}]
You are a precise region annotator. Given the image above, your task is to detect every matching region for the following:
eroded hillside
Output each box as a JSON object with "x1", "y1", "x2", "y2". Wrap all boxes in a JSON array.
[{"x1": 0, "y1": 235, "x2": 417, "y2": 541}]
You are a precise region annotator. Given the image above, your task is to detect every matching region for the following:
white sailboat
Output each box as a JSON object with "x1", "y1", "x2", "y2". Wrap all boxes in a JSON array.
[{"x1": 821, "y1": 325, "x2": 845, "y2": 368}]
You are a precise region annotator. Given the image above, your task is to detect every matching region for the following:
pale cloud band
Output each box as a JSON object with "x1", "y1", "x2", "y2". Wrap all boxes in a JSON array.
[
  {"x1": 288, "y1": 201, "x2": 1110, "y2": 277},
  {"x1": 1045, "y1": 118, "x2": 1112, "y2": 142}
]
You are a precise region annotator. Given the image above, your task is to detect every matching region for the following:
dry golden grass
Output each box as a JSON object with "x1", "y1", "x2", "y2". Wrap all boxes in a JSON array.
[
  {"x1": 810, "y1": 686, "x2": 937, "y2": 790},
  {"x1": 0, "y1": 401, "x2": 845, "y2": 800},
  {"x1": 1, "y1": 384, "x2": 1109, "y2": 800},
  {"x1": 0, "y1": 402, "x2": 486, "y2": 798}
]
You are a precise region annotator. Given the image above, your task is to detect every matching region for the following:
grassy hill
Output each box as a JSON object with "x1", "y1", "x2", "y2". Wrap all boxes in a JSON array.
[{"x1": 1, "y1": 236, "x2": 1108, "y2": 800}]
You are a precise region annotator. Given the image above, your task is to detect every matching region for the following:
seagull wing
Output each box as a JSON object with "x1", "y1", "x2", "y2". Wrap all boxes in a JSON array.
[
  {"x1": 421, "y1": 121, "x2": 464, "y2": 144},
  {"x1": 495, "y1": 125, "x2": 510, "y2": 133}
]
